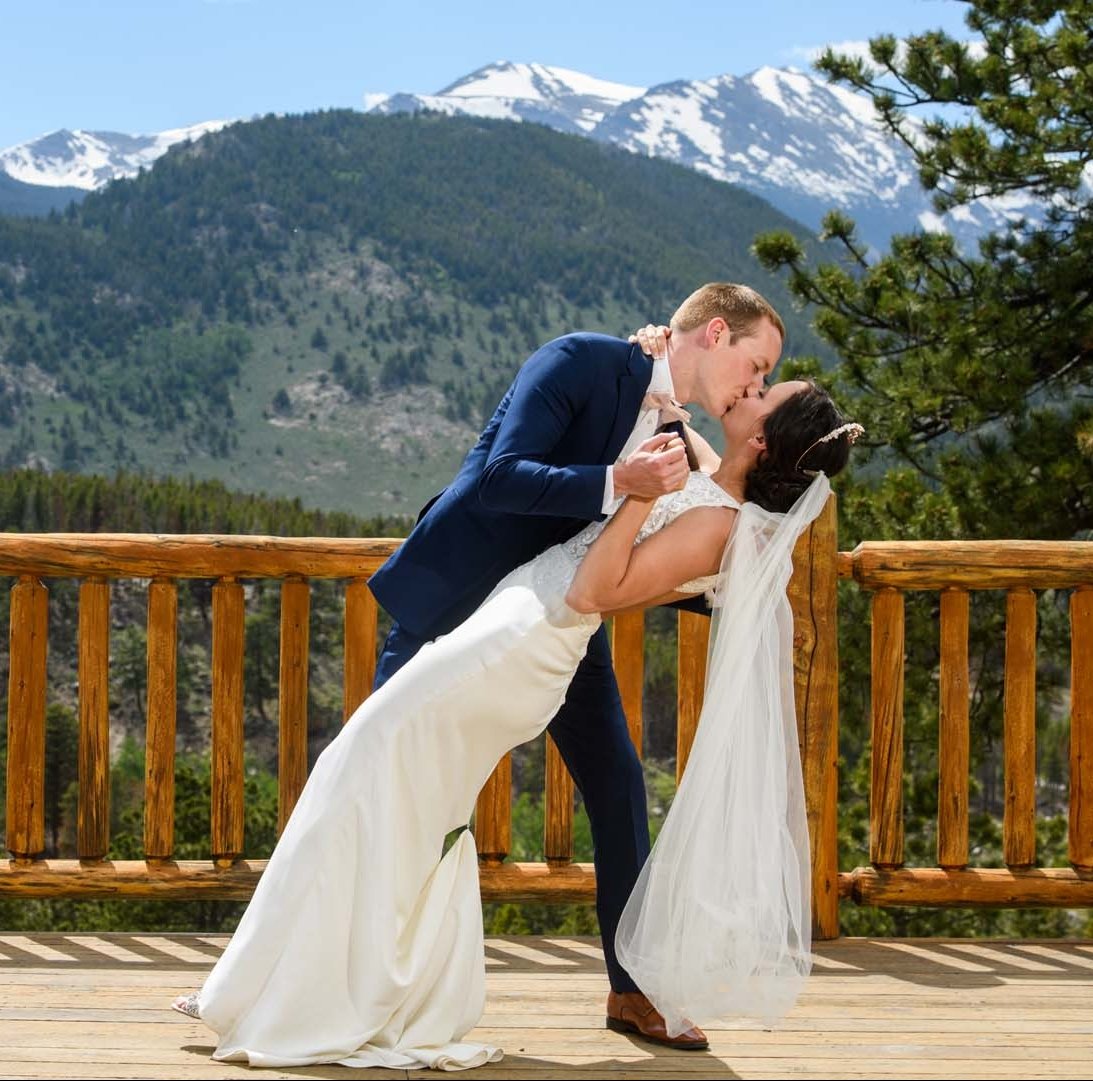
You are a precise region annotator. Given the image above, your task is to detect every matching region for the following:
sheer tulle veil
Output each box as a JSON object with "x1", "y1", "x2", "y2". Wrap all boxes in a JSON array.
[{"x1": 614, "y1": 472, "x2": 832, "y2": 1036}]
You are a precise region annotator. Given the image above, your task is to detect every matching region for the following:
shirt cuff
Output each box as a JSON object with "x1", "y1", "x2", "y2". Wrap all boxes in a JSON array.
[{"x1": 601, "y1": 465, "x2": 615, "y2": 514}]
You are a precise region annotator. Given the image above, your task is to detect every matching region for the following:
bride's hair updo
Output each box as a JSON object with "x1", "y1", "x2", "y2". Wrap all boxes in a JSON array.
[{"x1": 745, "y1": 381, "x2": 853, "y2": 513}]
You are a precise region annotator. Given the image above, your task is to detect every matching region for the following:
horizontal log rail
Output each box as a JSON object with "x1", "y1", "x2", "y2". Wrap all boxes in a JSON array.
[
  {"x1": 847, "y1": 867, "x2": 1093, "y2": 907},
  {"x1": 0, "y1": 533, "x2": 401, "y2": 580},
  {"x1": 839, "y1": 540, "x2": 1093, "y2": 590},
  {"x1": 3, "y1": 516, "x2": 1093, "y2": 936},
  {"x1": 0, "y1": 857, "x2": 600, "y2": 904}
]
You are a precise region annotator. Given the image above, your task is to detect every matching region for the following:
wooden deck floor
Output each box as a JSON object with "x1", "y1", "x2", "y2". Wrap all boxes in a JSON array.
[{"x1": 1, "y1": 932, "x2": 1091, "y2": 1079}]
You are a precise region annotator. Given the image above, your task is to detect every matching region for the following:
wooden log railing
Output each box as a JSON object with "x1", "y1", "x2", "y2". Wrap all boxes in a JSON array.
[
  {"x1": 2, "y1": 517, "x2": 1092, "y2": 939},
  {"x1": 839, "y1": 541, "x2": 1093, "y2": 911}
]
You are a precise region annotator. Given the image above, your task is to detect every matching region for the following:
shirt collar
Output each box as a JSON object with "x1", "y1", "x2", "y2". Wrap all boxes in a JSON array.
[{"x1": 648, "y1": 356, "x2": 675, "y2": 399}]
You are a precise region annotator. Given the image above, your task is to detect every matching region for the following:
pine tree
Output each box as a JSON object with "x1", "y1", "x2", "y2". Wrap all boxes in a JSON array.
[
  {"x1": 753, "y1": 1, "x2": 1092, "y2": 936},
  {"x1": 754, "y1": 0, "x2": 1093, "y2": 542}
]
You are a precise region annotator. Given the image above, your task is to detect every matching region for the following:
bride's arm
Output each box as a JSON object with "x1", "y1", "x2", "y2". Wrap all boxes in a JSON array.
[{"x1": 565, "y1": 501, "x2": 735, "y2": 614}]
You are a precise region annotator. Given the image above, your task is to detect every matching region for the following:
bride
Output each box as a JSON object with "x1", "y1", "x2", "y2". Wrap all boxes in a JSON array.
[{"x1": 171, "y1": 366, "x2": 857, "y2": 1070}]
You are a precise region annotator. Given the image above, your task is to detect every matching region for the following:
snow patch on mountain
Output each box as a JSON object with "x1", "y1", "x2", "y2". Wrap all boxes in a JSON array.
[
  {"x1": 370, "y1": 60, "x2": 644, "y2": 134},
  {"x1": 0, "y1": 120, "x2": 231, "y2": 190}
]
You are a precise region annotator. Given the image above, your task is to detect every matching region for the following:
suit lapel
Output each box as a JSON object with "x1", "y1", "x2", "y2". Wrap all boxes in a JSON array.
[{"x1": 601, "y1": 344, "x2": 654, "y2": 464}]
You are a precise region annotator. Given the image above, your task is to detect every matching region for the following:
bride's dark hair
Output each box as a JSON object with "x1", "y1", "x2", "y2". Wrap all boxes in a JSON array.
[{"x1": 745, "y1": 381, "x2": 852, "y2": 513}]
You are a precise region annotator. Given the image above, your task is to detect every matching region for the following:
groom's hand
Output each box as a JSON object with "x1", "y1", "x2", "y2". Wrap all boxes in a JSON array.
[{"x1": 613, "y1": 433, "x2": 689, "y2": 499}]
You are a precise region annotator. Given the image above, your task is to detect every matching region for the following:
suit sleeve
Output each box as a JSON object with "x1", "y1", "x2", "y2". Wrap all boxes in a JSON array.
[{"x1": 477, "y1": 336, "x2": 609, "y2": 519}]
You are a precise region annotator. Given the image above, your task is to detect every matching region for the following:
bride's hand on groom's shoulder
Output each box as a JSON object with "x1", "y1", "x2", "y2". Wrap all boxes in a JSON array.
[{"x1": 629, "y1": 323, "x2": 671, "y2": 360}]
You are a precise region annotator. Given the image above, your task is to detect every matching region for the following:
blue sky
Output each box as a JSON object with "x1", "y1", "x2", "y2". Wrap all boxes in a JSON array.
[{"x1": 1, "y1": 0, "x2": 973, "y2": 149}]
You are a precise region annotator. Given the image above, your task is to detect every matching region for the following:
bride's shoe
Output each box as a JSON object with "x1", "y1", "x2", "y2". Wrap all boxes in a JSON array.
[{"x1": 171, "y1": 992, "x2": 201, "y2": 1019}]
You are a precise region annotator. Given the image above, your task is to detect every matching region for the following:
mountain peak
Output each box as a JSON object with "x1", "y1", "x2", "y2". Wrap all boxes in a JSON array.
[
  {"x1": 438, "y1": 61, "x2": 645, "y2": 107},
  {"x1": 366, "y1": 59, "x2": 645, "y2": 135},
  {"x1": 0, "y1": 120, "x2": 231, "y2": 191}
]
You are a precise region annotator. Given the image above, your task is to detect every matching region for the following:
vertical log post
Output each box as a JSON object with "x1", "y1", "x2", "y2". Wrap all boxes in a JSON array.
[
  {"x1": 788, "y1": 496, "x2": 840, "y2": 940},
  {"x1": 77, "y1": 579, "x2": 111, "y2": 860},
  {"x1": 1003, "y1": 588, "x2": 1037, "y2": 868},
  {"x1": 544, "y1": 736, "x2": 574, "y2": 866},
  {"x1": 278, "y1": 577, "x2": 310, "y2": 835},
  {"x1": 211, "y1": 579, "x2": 245, "y2": 866},
  {"x1": 474, "y1": 755, "x2": 512, "y2": 867},
  {"x1": 344, "y1": 578, "x2": 377, "y2": 723},
  {"x1": 871, "y1": 588, "x2": 905, "y2": 869},
  {"x1": 938, "y1": 588, "x2": 970, "y2": 869},
  {"x1": 144, "y1": 579, "x2": 177, "y2": 861},
  {"x1": 1071, "y1": 587, "x2": 1093, "y2": 870},
  {"x1": 676, "y1": 611, "x2": 710, "y2": 784},
  {"x1": 6, "y1": 577, "x2": 48, "y2": 861},
  {"x1": 611, "y1": 612, "x2": 644, "y2": 754}
]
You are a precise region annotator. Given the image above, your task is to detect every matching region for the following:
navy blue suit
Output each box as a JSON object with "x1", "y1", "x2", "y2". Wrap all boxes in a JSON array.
[{"x1": 370, "y1": 332, "x2": 676, "y2": 993}]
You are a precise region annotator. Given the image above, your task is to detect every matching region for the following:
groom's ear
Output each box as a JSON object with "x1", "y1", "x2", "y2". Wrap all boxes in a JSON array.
[{"x1": 706, "y1": 317, "x2": 729, "y2": 348}]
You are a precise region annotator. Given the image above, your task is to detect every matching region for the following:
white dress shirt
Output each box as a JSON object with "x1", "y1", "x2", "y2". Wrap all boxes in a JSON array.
[{"x1": 602, "y1": 356, "x2": 676, "y2": 513}]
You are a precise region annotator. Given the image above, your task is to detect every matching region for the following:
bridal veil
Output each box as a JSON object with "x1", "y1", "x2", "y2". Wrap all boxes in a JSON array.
[{"x1": 614, "y1": 472, "x2": 832, "y2": 1036}]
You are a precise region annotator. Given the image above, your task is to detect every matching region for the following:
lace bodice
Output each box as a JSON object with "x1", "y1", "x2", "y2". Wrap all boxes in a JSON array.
[{"x1": 527, "y1": 472, "x2": 740, "y2": 615}]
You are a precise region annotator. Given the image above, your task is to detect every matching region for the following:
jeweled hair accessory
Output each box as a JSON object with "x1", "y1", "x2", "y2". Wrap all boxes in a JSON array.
[{"x1": 794, "y1": 422, "x2": 865, "y2": 475}]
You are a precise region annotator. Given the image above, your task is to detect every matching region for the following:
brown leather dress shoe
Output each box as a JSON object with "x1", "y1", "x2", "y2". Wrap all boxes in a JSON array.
[{"x1": 605, "y1": 990, "x2": 709, "y2": 1050}]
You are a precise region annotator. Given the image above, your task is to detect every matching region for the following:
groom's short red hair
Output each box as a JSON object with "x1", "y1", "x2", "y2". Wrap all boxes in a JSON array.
[{"x1": 671, "y1": 283, "x2": 785, "y2": 344}]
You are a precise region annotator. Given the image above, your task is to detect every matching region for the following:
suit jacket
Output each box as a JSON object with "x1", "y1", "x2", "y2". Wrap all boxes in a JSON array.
[{"x1": 368, "y1": 332, "x2": 706, "y2": 640}]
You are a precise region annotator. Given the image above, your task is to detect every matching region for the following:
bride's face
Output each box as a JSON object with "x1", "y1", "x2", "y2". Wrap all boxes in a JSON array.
[{"x1": 720, "y1": 379, "x2": 808, "y2": 454}]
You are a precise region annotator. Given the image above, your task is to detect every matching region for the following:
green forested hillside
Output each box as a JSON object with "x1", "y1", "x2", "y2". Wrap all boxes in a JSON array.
[
  {"x1": 0, "y1": 110, "x2": 829, "y2": 515},
  {"x1": 0, "y1": 172, "x2": 85, "y2": 219}
]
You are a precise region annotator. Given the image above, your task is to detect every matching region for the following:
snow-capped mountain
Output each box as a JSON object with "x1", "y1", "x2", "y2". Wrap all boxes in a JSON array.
[
  {"x1": 0, "y1": 60, "x2": 1049, "y2": 248},
  {"x1": 366, "y1": 62, "x2": 1041, "y2": 251},
  {"x1": 366, "y1": 61, "x2": 644, "y2": 135},
  {"x1": 0, "y1": 120, "x2": 231, "y2": 191}
]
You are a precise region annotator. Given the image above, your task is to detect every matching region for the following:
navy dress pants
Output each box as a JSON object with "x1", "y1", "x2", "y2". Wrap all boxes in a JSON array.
[{"x1": 374, "y1": 619, "x2": 648, "y2": 994}]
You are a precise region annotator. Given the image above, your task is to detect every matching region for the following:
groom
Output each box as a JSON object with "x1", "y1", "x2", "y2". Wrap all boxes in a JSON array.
[{"x1": 368, "y1": 282, "x2": 785, "y2": 1048}]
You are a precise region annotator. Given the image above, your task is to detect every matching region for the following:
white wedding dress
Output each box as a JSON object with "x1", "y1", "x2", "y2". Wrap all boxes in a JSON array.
[{"x1": 186, "y1": 471, "x2": 738, "y2": 1070}]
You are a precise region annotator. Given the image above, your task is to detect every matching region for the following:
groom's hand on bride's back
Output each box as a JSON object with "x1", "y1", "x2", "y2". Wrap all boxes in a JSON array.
[{"x1": 613, "y1": 433, "x2": 689, "y2": 500}]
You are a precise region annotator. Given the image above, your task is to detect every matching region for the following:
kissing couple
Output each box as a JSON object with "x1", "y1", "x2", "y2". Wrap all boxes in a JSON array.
[{"x1": 172, "y1": 282, "x2": 861, "y2": 1069}]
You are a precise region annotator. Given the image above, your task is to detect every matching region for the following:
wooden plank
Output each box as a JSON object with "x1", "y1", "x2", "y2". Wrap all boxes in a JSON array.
[
  {"x1": 6, "y1": 577, "x2": 49, "y2": 860},
  {"x1": 9, "y1": 982, "x2": 1092, "y2": 1015},
  {"x1": 343, "y1": 578, "x2": 377, "y2": 723},
  {"x1": 0, "y1": 534, "x2": 401, "y2": 580},
  {"x1": 77, "y1": 579, "x2": 111, "y2": 861},
  {"x1": 543, "y1": 736, "x2": 573, "y2": 865},
  {"x1": 938, "y1": 588, "x2": 970, "y2": 869},
  {"x1": 870, "y1": 588, "x2": 905, "y2": 869},
  {"x1": 7, "y1": 979, "x2": 1093, "y2": 1008},
  {"x1": 847, "y1": 865, "x2": 1093, "y2": 906},
  {"x1": 144, "y1": 581, "x2": 177, "y2": 860},
  {"x1": 1003, "y1": 588, "x2": 1037, "y2": 868},
  {"x1": 787, "y1": 496, "x2": 840, "y2": 940},
  {"x1": 474, "y1": 756, "x2": 512, "y2": 867},
  {"x1": 0, "y1": 1061, "x2": 1086, "y2": 1081},
  {"x1": 3, "y1": 1036, "x2": 1093, "y2": 1063},
  {"x1": 277, "y1": 578, "x2": 310, "y2": 835},
  {"x1": 844, "y1": 540, "x2": 1093, "y2": 590},
  {"x1": 610, "y1": 611, "x2": 644, "y2": 753},
  {"x1": 210, "y1": 580, "x2": 244, "y2": 865},
  {"x1": 1070, "y1": 586, "x2": 1093, "y2": 870},
  {"x1": 675, "y1": 610, "x2": 709, "y2": 783}
]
